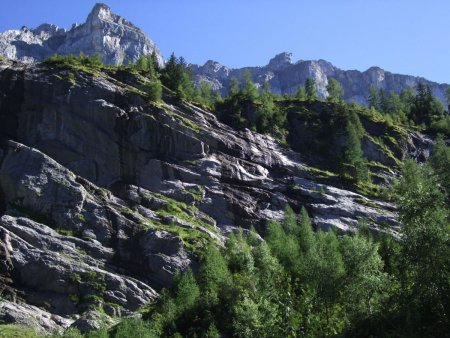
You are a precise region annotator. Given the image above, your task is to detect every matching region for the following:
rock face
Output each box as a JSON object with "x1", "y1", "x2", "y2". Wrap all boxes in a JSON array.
[
  {"x1": 0, "y1": 57, "x2": 432, "y2": 333},
  {"x1": 0, "y1": 3, "x2": 164, "y2": 66},
  {"x1": 191, "y1": 52, "x2": 450, "y2": 106}
]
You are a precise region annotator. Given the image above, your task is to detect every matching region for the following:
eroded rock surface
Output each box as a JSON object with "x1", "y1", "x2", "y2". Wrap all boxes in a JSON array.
[{"x1": 0, "y1": 57, "x2": 429, "y2": 333}]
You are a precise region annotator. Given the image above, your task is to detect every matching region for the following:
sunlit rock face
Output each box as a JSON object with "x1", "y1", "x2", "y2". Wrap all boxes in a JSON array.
[
  {"x1": 192, "y1": 52, "x2": 449, "y2": 107},
  {"x1": 0, "y1": 3, "x2": 164, "y2": 66}
]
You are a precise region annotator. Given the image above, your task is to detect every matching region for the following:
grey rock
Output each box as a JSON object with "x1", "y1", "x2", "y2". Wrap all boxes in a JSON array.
[
  {"x1": 0, "y1": 300, "x2": 73, "y2": 334},
  {"x1": 0, "y1": 3, "x2": 164, "y2": 66},
  {"x1": 192, "y1": 52, "x2": 450, "y2": 107},
  {"x1": 72, "y1": 309, "x2": 115, "y2": 333},
  {"x1": 139, "y1": 229, "x2": 192, "y2": 287}
]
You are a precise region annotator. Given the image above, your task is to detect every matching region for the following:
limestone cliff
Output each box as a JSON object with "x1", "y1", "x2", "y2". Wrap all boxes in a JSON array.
[
  {"x1": 0, "y1": 3, "x2": 164, "y2": 66},
  {"x1": 191, "y1": 52, "x2": 450, "y2": 107}
]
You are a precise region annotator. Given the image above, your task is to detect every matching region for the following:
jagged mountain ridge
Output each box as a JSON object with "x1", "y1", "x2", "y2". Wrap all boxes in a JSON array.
[
  {"x1": 0, "y1": 3, "x2": 164, "y2": 66},
  {"x1": 191, "y1": 52, "x2": 450, "y2": 107},
  {"x1": 0, "y1": 4, "x2": 448, "y2": 108}
]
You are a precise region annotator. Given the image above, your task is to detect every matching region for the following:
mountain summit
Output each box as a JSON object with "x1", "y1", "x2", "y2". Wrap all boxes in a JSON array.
[{"x1": 0, "y1": 3, "x2": 164, "y2": 66}]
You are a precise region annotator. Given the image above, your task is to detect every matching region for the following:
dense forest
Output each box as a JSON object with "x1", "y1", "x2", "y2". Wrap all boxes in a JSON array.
[{"x1": 5, "y1": 53, "x2": 450, "y2": 338}]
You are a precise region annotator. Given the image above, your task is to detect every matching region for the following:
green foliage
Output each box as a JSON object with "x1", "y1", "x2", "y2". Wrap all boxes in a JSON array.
[
  {"x1": 343, "y1": 116, "x2": 370, "y2": 182},
  {"x1": 339, "y1": 234, "x2": 388, "y2": 320},
  {"x1": 44, "y1": 52, "x2": 104, "y2": 70},
  {"x1": 411, "y1": 82, "x2": 446, "y2": 125},
  {"x1": 295, "y1": 85, "x2": 306, "y2": 100},
  {"x1": 326, "y1": 78, "x2": 344, "y2": 102},
  {"x1": 242, "y1": 70, "x2": 259, "y2": 101},
  {"x1": 305, "y1": 77, "x2": 317, "y2": 100},
  {"x1": 143, "y1": 80, "x2": 162, "y2": 102},
  {"x1": 133, "y1": 52, "x2": 159, "y2": 78},
  {"x1": 110, "y1": 318, "x2": 157, "y2": 338},
  {"x1": 161, "y1": 53, "x2": 195, "y2": 100},
  {"x1": 368, "y1": 84, "x2": 379, "y2": 109},
  {"x1": 393, "y1": 159, "x2": 450, "y2": 336},
  {"x1": 0, "y1": 325, "x2": 40, "y2": 338},
  {"x1": 228, "y1": 76, "x2": 240, "y2": 96},
  {"x1": 429, "y1": 134, "x2": 450, "y2": 202},
  {"x1": 194, "y1": 80, "x2": 215, "y2": 108}
]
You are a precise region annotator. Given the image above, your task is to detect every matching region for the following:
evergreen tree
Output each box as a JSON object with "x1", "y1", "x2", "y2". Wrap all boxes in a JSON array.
[
  {"x1": 135, "y1": 53, "x2": 158, "y2": 78},
  {"x1": 305, "y1": 78, "x2": 317, "y2": 100},
  {"x1": 161, "y1": 53, "x2": 194, "y2": 100},
  {"x1": 400, "y1": 86, "x2": 416, "y2": 116},
  {"x1": 326, "y1": 78, "x2": 344, "y2": 102},
  {"x1": 368, "y1": 84, "x2": 379, "y2": 110},
  {"x1": 340, "y1": 234, "x2": 387, "y2": 320},
  {"x1": 198, "y1": 244, "x2": 230, "y2": 300},
  {"x1": 265, "y1": 220, "x2": 300, "y2": 275},
  {"x1": 173, "y1": 269, "x2": 200, "y2": 312},
  {"x1": 295, "y1": 86, "x2": 306, "y2": 100},
  {"x1": 298, "y1": 207, "x2": 315, "y2": 256},
  {"x1": 256, "y1": 82, "x2": 275, "y2": 133},
  {"x1": 242, "y1": 70, "x2": 259, "y2": 101},
  {"x1": 308, "y1": 231, "x2": 346, "y2": 334},
  {"x1": 429, "y1": 134, "x2": 450, "y2": 202},
  {"x1": 411, "y1": 82, "x2": 445, "y2": 125},
  {"x1": 228, "y1": 76, "x2": 240, "y2": 96},
  {"x1": 195, "y1": 80, "x2": 214, "y2": 107},
  {"x1": 344, "y1": 121, "x2": 369, "y2": 182},
  {"x1": 394, "y1": 160, "x2": 450, "y2": 336}
]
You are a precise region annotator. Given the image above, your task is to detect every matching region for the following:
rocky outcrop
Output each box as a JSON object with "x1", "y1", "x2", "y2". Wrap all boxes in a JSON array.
[
  {"x1": 0, "y1": 3, "x2": 164, "y2": 66},
  {"x1": 192, "y1": 52, "x2": 450, "y2": 106},
  {"x1": 0, "y1": 58, "x2": 429, "y2": 333}
]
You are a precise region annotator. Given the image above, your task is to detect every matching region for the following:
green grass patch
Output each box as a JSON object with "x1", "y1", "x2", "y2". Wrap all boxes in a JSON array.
[
  {"x1": 138, "y1": 191, "x2": 219, "y2": 253},
  {"x1": 307, "y1": 166, "x2": 338, "y2": 179},
  {"x1": 365, "y1": 135, "x2": 402, "y2": 166},
  {"x1": 0, "y1": 325, "x2": 40, "y2": 338},
  {"x1": 355, "y1": 181, "x2": 386, "y2": 200}
]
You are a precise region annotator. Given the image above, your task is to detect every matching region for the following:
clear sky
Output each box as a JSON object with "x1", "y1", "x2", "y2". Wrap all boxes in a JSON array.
[{"x1": 1, "y1": 0, "x2": 449, "y2": 83}]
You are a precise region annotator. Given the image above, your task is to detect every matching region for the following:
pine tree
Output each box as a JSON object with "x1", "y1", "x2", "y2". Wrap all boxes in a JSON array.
[
  {"x1": 305, "y1": 78, "x2": 317, "y2": 100},
  {"x1": 295, "y1": 86, "x2": 306, "y2": 100},
  {"x1": 394, "y1": 160, "x2": 450, "y2": 336},
  {"x1": 344, "y1": 121, "x2": 369, "y2": 182},
  {"x1": 429, "y1": 134, "x2": 450, "y2": 202},
  {"x1": 298, "y1": 207, "x2": 315, "y2": 256},
  {"x1": 228, "y1": 76, "x2": 240, "y2": 96},
  {"x1": 368, "y1": 84, "x2": 379, "y2": 110},
  {"x1": 242, "y1": 70, "x2": 259, "y2": 101},
  {"x1": 326, "y1": 78, "x2": 344, "y2": 102}
]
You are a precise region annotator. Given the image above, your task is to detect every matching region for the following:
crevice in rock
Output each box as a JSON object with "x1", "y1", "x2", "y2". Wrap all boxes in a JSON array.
[{"x1": 0, "y1": 66, "x2": 24, "y2": 141}]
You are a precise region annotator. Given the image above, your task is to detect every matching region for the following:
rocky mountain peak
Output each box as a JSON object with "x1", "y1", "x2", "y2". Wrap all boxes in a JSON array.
[
  {"x1": 268, "y1": 52, "x2": 293, "y2": 70},
  {"x1": 86, "y1": 3, "x2": 113, "y2": 22},
  {"x1": 0, "y1": 3, "x2": 164, "y2": 66}
]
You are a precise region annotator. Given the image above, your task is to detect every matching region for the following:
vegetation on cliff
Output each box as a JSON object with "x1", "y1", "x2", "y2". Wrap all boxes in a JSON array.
[{"x1": 40, "y1": 127, "x2": 448, "y2": 338}]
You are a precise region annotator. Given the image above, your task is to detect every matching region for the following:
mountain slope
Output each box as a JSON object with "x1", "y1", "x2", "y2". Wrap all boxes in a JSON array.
[
  {"x1": 0, "y1": 55, "x2": 432, "y2": 333},
  {"x1": 0, "y1": 3, "x2": 164, "y2": 66}
]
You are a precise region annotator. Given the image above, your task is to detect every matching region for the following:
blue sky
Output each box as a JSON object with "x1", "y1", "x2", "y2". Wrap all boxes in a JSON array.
[{"x1": 1, "y1": 1, "x2": 449, "y2": 83}]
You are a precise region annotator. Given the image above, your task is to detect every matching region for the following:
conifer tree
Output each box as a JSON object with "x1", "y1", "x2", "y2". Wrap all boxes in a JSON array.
[
  {"x1": 368, "y1": 84, "x2": 379, "y2": 110},
  {"x1": 326, "y1": 78, "x2": 344, "y2": 102},
  {"x1": 305, "y1": 78, "x2": 317, "y2": 100},
  {"x1": 295, "y1": 86, "x2": 306, "y2": 100}
]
